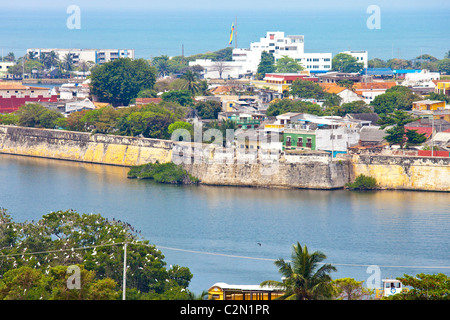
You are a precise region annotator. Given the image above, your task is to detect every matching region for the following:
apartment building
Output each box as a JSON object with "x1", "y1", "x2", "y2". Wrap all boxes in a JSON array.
[{"x1": 26, "y1": 48, "x2": 135, "y2": 66}]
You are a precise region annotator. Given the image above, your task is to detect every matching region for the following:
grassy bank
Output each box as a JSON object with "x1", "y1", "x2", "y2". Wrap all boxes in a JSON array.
[{"x1": 127, "y1": 162, "x2": 199, "y2": 185}]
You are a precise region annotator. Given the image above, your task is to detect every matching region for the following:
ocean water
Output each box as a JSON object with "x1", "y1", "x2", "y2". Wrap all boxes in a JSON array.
[{"x1": 1, "y1": 7, "x2": 449, "y2": 61}]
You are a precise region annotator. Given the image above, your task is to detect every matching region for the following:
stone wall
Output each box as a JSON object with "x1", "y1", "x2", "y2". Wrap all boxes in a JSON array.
[
  {"x1": 351, "y1": 154, "x2": 450, "y2": 191},
  {"x1": 0, "y1": 125, "x2": 174, "y2": 166}
]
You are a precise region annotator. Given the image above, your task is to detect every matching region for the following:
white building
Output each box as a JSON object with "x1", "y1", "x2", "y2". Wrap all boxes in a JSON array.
[
  {"x1": 26, "y1": 48, "x2": 135, "y2": 66},
  {"x1": 190, "y1": 31, "x2": 332, "y2": 79},
  {"x1": 402, "y1": 70, "x2": 440, "y2": 88},
  {"x1": 340, "y1": 50, "x2": 368, "y2": 69}
]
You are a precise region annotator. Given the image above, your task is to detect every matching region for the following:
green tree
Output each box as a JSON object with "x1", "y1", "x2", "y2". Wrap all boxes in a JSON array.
[
  {"x1": 437, "y1": 58, "x2": 450, "y2": 74},
  {"x1": 386, "y1": 58, "x2": 411, "y2": 70},
  {"x1": 377, "y1": 109, "x2": 418, "y2": 148},
  {"x1": 332, "y1": 53, "x2": 364, "y2": 73},
  {"x1": 384, "y1": 273, "x2": 450, "y2": 300},
  {"x1": 368, "y1": 58, "x2": 387, "y2": 68},
  {"x1": 345, "y1": 174, "x2": 377, "y2": 190},
  {"x1": 15, "y1": 103, "x2": 63, "y2": 129},
  {"x1": 260, "y1": 242, "x2": 336, "y2": 300},
  {"x1": 332, "y1": 278, "x2": 374, "y2": 300},
  {"x1": 161, "y1": 90, "x2": 194, "y2": 106},
  {"x1": 180, "y1": 70, "x2": 201, "y2": 95},
  {"x1": 90, "y1": 58, "x2": 157, "y2": 107},
  {"x1": 325, "y1": 100, "x2": 372, "y2": 117},
  {"x1": 194, "y1": 100, "x2": 222, "y2": 119},
  {"x1": 266, "y1": 99, "x2": 324, "y2": 117},
  {"x1": 256, "y1": 51, "x2": 275, "y2": 79},
  {"x1": 168, "y1": 121, "x2": 193, "y2": 138},
  {"x1": 275, "y1": 56, "x2": 303, "y2": 73},
  {"x1": 372, "y1": 86, "x2": 419, "y2": 114},
  {"x1": 405, "y1": 129, "x2": 427, "y2": 147},
  {"x1": 289, "y1": 79, "x2": 327, "y2": 100}
]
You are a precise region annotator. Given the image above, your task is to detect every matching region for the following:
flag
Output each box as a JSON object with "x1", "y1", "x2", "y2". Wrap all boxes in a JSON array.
[{"x1": 229, "y1": 23, "x2": 234, "y2": 45}]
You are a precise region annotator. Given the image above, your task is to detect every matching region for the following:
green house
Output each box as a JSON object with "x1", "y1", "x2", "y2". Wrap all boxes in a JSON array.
[{"x1": 283, "y1": 129, "x2": 316, "y2": 151}]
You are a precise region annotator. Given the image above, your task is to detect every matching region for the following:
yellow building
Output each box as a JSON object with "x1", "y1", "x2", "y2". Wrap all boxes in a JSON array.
[
  {"x1": 412, "y1": 100, "x2": 446, "y2": 111},
  {"x1": 433, "y1": 80, "x2": 450, "y2": 95},
  {"x1": 208, "y1": 282, "x2": 284, "y2": 300}
]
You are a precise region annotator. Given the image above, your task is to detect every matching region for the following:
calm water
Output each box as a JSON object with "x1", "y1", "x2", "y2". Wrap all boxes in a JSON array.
[
  {"x1": 1, "y1": 7, "x2": 449, "y2": 60},
  {"x1": 0, "y1": 154, "x2": 449, "y2": 293}
]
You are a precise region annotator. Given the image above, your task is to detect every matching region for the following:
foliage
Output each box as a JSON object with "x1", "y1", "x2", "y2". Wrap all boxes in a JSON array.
[
  {"x1": 332, "y1": 53, "x2": 364, "y2": 73},
  {"x1": 275, "y1": 56, "x2": 303, "y2": 73},
  {"x1": 180, "y1": 70, "x2": 201, "y2": 95},
  {"x1": 15, "y1": 103, "x2": 64, "y2": 129},
  {"x1": 325, "y1": 100, "x2": 372, "y2": 117},
  {"x1": 372, "y1": 86, "x2": 419, "y2": 114},
  {"x1": 90, "y1": 58, "x2": 157, "y2": 107},
  {"x1": 332, "y1": 278, "x2": 374, "y2": 300},
  {"x1": 261, "y1": 242, "x2": 336, "y2": 300},
  {"x1": 0, "y1": 113, "x2": 19, "y2": 125},
  {"x1": 405, "y1": 129, "x2": 427, "y2": 147},
  {"x1": 427, "y1": 92, "x2": 450, "y2": 104},
  {"x1": 194, "y1": 100, "x2": 222, "y2": 119},
  {"x1": 383, "y1": 273, "x2": 450, "y2": 300},
  {"x1": 266, "y1": 98, "x2": 324, "y2": 117},
  {"x1": 345, "y1": 174, "x2": 377, "y2": 190},
  {"x1": 256, "y1": 51, "x2": 275, "y2": 79},
  {"x1": 127, "y1": 162, "x2": 199, "y2": 184},
  {"x1": 161, "y1": 90, "x2": 194, "y2": 106},
  {"x1": 437, "y1": 58, "x2": 450, "y2": 74},
  {"x1": 377, "y1": 110, "x2": 419, "y2": 148},
  {"x1": 0, "y1": 208, "x2": 193, "y2": 300},
  {"x1": 289, "y1": 79, "x2": 327, "y2": 100}
]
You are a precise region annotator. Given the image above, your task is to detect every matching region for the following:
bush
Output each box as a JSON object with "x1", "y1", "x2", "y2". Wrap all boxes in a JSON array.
[
  {"x1": 127, "y1": 162, "x2": 199, "y2": 185},
  {"x1": 345, "y1": 174, "x2": 377, "y2": 190}
]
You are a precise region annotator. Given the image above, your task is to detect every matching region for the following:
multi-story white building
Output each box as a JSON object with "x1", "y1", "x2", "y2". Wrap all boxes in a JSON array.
[
  {"x1": 340, "y1": 50, "x2": 368, "y2": 69},
  {"x1": 26, "y1": 48, "x2": 135, "y2": 66},
  {"x1": 190, "y1": 31, "x2": 332, "y2": 79}
]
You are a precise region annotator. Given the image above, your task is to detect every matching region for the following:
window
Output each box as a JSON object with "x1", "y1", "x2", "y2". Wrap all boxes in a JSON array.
[{"x1": 297, "y1": 137, "x2": 303, "y2": 147}]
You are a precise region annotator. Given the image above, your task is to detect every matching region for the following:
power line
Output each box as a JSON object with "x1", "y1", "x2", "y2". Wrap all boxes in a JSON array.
[{"x1": 1, "y1": 242, "x2": 449, "y2": 271}]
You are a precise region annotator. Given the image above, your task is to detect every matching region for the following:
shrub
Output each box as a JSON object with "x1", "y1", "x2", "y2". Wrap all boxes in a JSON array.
[
  {"x1": 127, "y1": 162, "x2": 199, "y2": 185},
  {"x1": 345, "y1": 174, "x2": 377, "y2": 190}
]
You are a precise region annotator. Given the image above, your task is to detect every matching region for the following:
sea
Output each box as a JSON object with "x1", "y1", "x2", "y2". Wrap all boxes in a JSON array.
[{"x1": 1, "y1": 5, "x2": 449, "y2": 61}]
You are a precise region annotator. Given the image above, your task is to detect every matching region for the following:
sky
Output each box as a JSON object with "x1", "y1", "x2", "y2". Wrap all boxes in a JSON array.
[{"x1": 4, "y1": 0, "x2": 450, "y2": 12}]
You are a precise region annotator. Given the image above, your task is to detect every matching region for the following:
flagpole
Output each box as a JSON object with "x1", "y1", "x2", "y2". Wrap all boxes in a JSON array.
[{"x1": 235, "y1": 16, "x2": 237, "y2": 49}]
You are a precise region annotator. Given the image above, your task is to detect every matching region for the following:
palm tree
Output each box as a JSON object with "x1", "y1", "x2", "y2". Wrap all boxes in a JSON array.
[
  {"x1": 261, "y1": 242, "x2": 337, "y2": 300},
  {"x1": 181, "y1": 70, "x2": 201, "y2": 95}
]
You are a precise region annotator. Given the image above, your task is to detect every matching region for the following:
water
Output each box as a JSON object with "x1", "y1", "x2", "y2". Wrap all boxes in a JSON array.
[
  {"x1": 1, "y1": 6, "x2": 449, "y2": 61},
  {"x1": 0, "y1": 154, "x2": 449, "y2": 293}
]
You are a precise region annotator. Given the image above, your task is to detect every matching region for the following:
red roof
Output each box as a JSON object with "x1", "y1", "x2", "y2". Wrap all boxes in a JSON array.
[{"x1": 405, "y1": 126, "x2": 433, "y2": 138}]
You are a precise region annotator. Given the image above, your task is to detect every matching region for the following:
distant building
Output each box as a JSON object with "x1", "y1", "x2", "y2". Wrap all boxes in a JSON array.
[
  {"x1": 0, "y1": 62, "x2": 15, "y2": 79},
  {"x1": 352, "y1": 81, "x2": 397, "y2": 104},
  {"x1": 340, "y1": 50, "x2": 368, "y2": 69},
  {"x1": 319, "y1": 83, "x2": 364, "y2": 105},
  {"x1": 0, "y1": 82, "x2": 57, "y2": 113},
  {"x1": 412, "y1": 100, "x2": 446, "y2": 111},
  {"x1": 190, "y1": 31, "x2": 332, "y2": 79},
  {"x1": 26, "y1": 48, "x2": 135, "y2": 66}
]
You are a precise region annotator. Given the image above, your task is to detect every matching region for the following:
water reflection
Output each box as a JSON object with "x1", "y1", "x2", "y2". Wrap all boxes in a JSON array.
[{"x1": 1, "y1": 154, "x2": 449, "y2": 293}]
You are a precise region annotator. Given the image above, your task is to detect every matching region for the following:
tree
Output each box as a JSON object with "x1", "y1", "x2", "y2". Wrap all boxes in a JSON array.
[
  {"x1": 266, "y1": 99, "x2": 324, "y2": 117},
  {"x1": 405, "y1": 129, "x2": 427, "y2": 147},
  {"x1": 151, "y1": 55, "x2": 171, "y2": 78},
  {"x1": 386, "y1": 58, "x2": 411, "y2": 70},
  {"x1": 194, "y1": 100, "x2": 222, "y2": 119},
  {"x1": 368, "y1": 58, "x2": 387, "y2": 68},
  {"x1": 211, "y1": 60, "x2": 231, "y2": 79},
  {"x1": 372, "y1": 86, "x2": 419, "y2": 114},
  {"x1": 161, "y1": 90, "x2": 194, "y2": 106},
  {"x1": 289, "y1": 79, "x2": 327, "y2": 100},
  {"x1": 90, "y1": 58, "x2": 157, "y2": 107},
  {"x1": 384, "y1": 273, "x2": 450, "y2": 300},
  {"x1": 332, "y1": 53, "x2": 364, "y2": 73},
  {"x1": 260, "y1": 242, "x2": 336, "y2": 300},
  {"x1": 345, "y1": 174, "x2": 377, "y2": 190},
  {"x1": 256, "y1": 51, "x2": 275, "y2": 79},
  {"x1": 437, "y1": 58, "x2": 450, "y2": 74},
  {"x1": 0, "y1": 209, "x2": 193, "y2": 299},
  {"x1": 15, "y1": 103, "x2": 64, "y2": 129},
  {"x1": 180, "y1": 70, "x2": 201, "y2": 95},
  {"x1": 326, "y1": 100, "x2": 372, "y2": 117},
  {"x1": 332, "y1": 278, "x2": 374, "y2": 300},
  {"x1": 377, "y1": 109, "x2": 418, "y2": 148},
  {"x1": 275, "y1": 56, "x2": 303, "y2": 73}
]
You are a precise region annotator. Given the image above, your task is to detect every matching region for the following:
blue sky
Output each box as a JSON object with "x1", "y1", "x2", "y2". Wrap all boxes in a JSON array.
[{"x1": 4, "y1": 0, "x2": 450, "y2": 11}]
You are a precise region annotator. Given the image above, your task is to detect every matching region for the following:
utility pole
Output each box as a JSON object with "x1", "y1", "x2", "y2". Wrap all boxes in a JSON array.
[{"x1": 122, "y1": 242, "x2": 127, "y2": 300}]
